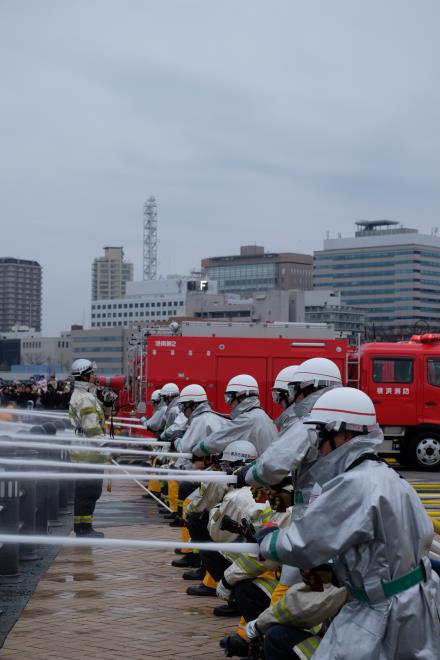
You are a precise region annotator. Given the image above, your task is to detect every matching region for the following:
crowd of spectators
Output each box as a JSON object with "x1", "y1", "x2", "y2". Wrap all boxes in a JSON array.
[{"x1": 0, "y1": 374, "x2": 72, "y2": 410}]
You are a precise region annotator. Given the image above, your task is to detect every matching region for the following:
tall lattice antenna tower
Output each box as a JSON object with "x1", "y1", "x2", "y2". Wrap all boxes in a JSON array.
[{"x1": 143, "y1": 196, "x2": 158, "y2": 280}]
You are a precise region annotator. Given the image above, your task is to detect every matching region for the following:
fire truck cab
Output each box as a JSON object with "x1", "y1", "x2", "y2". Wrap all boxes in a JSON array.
[{"x1": 358, "y1": 334, "x2": 440, "y2": 471}]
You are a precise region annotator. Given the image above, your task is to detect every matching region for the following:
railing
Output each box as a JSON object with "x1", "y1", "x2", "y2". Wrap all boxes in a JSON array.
[{"x1": 0, "y1": 423, "x2": 73, "y2": 581}]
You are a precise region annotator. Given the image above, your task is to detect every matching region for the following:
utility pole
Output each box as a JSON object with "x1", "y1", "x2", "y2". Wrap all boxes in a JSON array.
[{"x1": 143, "y1": 196, "x2": 158, "y2": 280}]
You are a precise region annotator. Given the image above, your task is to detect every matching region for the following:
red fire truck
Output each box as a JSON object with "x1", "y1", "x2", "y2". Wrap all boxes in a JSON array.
[{"x1": 119, "y1": 322, "x2": 440, "y2": 472}]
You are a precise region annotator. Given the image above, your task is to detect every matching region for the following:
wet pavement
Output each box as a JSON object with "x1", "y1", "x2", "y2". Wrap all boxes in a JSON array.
[
  {"x1": 0, "y1": 481, "x2": 236, "y2": 659},
  {"x1": 0, "y1": 514, "x2": 72, "y2": 649}
]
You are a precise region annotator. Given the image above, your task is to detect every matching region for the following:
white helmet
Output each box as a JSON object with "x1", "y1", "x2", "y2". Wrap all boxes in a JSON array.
[
  {"x1": 305, "y1": 387, "x2": 376, "y2": 432},
  {"x1": 222, "y1": 440, "x2": 257, "y2": 463},
  {"x1": 225, "y1": 374, "x2": 259, "y2": 404},
  {"x1": 290, "y1": 358, "x2": 341, "y2": 391},
  {"x1": 160, "y1": 382, "x2": 180, "y2": 398},
  {"x1": 71, "y1": 358, "x2": 97, "y2": 378},
  {"x1": 272, "y1": 365, "x2": 298, "y2": 404},
  {"x1": 273, "y1": 366, "x2": 299, "y2": 391},
  {"x1": 150, "y1": 389, "x2": 162, "y2": 403},
  {"x1": 178, "y1": 384, "x2": 208, "y2": 405}
]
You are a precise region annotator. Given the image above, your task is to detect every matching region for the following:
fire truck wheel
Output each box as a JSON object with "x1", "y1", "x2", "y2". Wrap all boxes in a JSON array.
[{"x1": 404, "y1": 432, "x2": 440, "y2": 471}]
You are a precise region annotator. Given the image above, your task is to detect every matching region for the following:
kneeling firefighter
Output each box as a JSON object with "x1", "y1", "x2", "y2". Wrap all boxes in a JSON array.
[
  {"x1": 238, "y1": 357, "x2": 342, "y2": 489},
  {"x1": 193, "y1": 374, "x2": 277, "y2": 458},
  {"x1": 257, "y1": 387, "x2": 440, "y2": 659}
]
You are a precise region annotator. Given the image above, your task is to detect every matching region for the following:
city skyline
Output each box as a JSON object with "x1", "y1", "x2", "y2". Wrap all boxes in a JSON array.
[{"x1": 1, "y1": 1, "x2": 439, "y2": 334}]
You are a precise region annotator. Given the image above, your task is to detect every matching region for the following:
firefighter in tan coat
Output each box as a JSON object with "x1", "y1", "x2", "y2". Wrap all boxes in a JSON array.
[{"x1": 68, "y1": 358, "x2": 107, "y2": 538}]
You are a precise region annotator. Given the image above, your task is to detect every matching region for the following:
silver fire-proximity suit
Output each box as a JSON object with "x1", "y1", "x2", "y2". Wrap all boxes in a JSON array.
[
  {"x1": 193, "y1": 396, "x2": 277, "y2": 457},
  {"x1": 259, "y1": 431, "x2": 440, "y2": 659}
]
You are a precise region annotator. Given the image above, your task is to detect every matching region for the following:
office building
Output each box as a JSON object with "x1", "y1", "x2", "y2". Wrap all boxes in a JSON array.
[
  {"x1": 201, "y1": 245, "x2": 313, "y2": 294},
  {"x1": 71, "y1": 326, "x2": 126, "y2": 375},
  {"x1": 92, "y1": 247, "x2": 133, "y2": 300},
  {"x1": 304, "y1": 290, "x2": 364, "y2": 335},
  {"x1": 314, "y1": 221, "x2": 440, "y2": 338},
  {"x1": 90, "y1": 276, "x2": 214, "y2": 329},
  {"x1": 0, "y1": 258, "x2": 42, "y2": 332},
  {"x1": 186, "y1": 289, "x2": 305, "y2": 323},
  {"x1": 0, "y1": 326, "x2": 72, "y2": 375}
]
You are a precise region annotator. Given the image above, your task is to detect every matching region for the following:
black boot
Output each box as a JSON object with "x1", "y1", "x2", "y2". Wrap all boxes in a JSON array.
[
  {"x1": 182, "y1": 567, "x2": 205, "y2": 580},
  {"x1": 77, "y1": 523, "x2": 105, "y2": 538},
  {"x1": 219, "y1": 634, "x2": 250, "y2": 657},
  {"x1": 171, "y1": 554, "x2": 200, "y2": 568},
  {"x1": 186, "y1": 583, "x2": 217, "y2": 597},
  {"x1": 213, "y1": 601, "x2": 240, "y2": 617}
]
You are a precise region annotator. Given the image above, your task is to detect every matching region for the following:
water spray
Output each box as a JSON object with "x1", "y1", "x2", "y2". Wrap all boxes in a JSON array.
[
  {"x1": 0, "y1": 533, "x2": 259, "y2": 554},
  {"x1": 0, "y1": 438, "x2": 191, "y2": 460},
  {"x1": 0, "y1": 470, "x2": 237, "y2": 484},
  {"x1": 0, "y1": 457, "x2": 223, "y2": 477}
]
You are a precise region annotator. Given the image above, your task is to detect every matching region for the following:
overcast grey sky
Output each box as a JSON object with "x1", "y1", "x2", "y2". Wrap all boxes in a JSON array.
[{"x1": 1, "y1": 1, "x2": 439, "y2": 334}]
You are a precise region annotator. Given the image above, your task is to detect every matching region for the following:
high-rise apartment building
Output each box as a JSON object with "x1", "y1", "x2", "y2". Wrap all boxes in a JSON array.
[
  {"x1": 314, "y1": 221, "x2": 440, "y2": 338},
  {"x1": 201, "y1": 245, "x2": 313, "y2": 293},
  {"x1": 0, "y1": 258, "x2": 42, "y2": 332},
  {"x1": 92, "y1": 247, "x2": 133, "y2": 300}
]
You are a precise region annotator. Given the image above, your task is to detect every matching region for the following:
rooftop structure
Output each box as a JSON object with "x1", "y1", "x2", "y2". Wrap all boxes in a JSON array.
[{"x1": 143, "y1": 196, "x2": 158, "y2": 280}]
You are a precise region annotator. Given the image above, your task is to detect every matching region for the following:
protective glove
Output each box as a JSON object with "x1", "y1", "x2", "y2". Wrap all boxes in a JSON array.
[
  {"x1": 245, "y1": 619, "x2": 262, "y2": 641},
  {"x1": 216, "y1": 577, "x2": 232, "y2": 601},
  {"x1": 255, "y1": 524, "x2": 279, "y2": 560},
  {"x1": 234, "y1": 463, "x2": 252, "y2": 488},
  {"x1": 139, "y1": 416, "x2": 149, "y2": 429},
  {"x1": 254, "y1": 525, "x2": 278, "y2": 544}
]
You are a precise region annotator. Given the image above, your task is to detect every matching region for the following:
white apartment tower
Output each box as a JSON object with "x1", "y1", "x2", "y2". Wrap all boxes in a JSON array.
[{"x1": 92, "y1": 247, "x2": 134, "y2": 301}]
